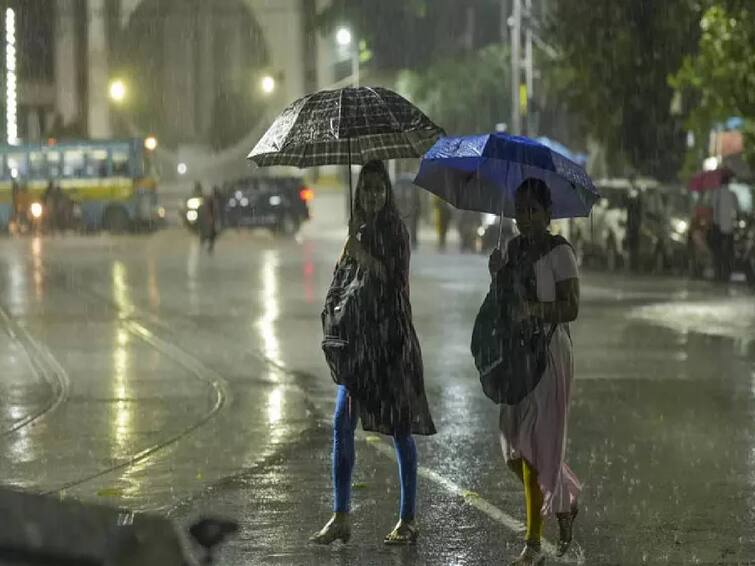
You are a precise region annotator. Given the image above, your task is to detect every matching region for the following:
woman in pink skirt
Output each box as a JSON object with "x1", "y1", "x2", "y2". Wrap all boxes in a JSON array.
[{"x1": 488, "y1": 178, "x2": 582, "y2": 565}]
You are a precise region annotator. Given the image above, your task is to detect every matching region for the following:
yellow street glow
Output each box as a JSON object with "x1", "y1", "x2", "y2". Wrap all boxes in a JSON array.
[
  {"x1": 261, "y1": 75, "x2": 276, "y2": 94},
  {"x1": 109, "y1": 79, "x2": 126, "y2": 103}
]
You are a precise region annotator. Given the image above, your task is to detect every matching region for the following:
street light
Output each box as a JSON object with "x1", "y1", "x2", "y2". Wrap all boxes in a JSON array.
[
  {"x1": 335, "y1": 27, "x2": 359, "y2": 87},
  {"x1": 109, "y1": 79, "x2": 126, "y2": 103},
  {"x1": 336, "y1": 27, "x2": 352, "y2": 47},
  {"x1": 261, "y1": 75, "x2": 276, "y2": 95}
]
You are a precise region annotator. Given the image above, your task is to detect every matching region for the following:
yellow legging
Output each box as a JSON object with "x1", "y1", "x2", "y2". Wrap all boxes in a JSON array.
[{"x1": 508, "y1": 458, "x2": 544, "y2": 544}]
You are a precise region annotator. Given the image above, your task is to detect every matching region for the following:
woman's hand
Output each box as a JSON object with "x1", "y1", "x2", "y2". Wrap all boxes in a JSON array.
[
  {"x1": 345, "y1": 236, "x2": 387, "y2": 280},
  {"x1": 488, "y1": 248, "x2": 505, "y2": 276},
  {"x1": 525, "y1": 301, "x2": 542, "y2": 320}
]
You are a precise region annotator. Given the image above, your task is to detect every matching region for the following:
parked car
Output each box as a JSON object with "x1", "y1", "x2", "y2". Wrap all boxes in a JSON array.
[
  {"x1": 571, "y1": 178, "x2": 690, "y2": 273},
  {"x1": 183, "y1": 176, "x2": 312, "y2": 236}
]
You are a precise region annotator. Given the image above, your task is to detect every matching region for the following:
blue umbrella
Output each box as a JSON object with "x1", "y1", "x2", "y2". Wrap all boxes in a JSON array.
[
  {"x1": 414, "y1": 132, "x2": 599, "y2": 219},
  {"x1": 535, "y1": 136, "x2": 588, "y2": 168}
]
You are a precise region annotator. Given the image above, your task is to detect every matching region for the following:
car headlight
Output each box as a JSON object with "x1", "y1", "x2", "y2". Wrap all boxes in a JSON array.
[
  {"x1": 30, "y1": 202, "x2": 43, "y2": 219},
  {"x1": 672, "y1": 218, "x2": 688, "y2": 234},
  {"x1": 481, "y1": 213, "x2": 497, "y2": 228},
  {"x1": 186, "y1": 210, "x2": 198, "y2": 222},
  {"x1": 186, "y1": 197, "x2": 202, "y2": 210},
  {"x1": 157, "y1": 207, "x2": 166, "y2": 218},
  {"x1": 739, "y1": 220, "x2": 747, "y2": 229},
  {"x1": 269, "y1": 195, "x2": 282, "y2": 206}
]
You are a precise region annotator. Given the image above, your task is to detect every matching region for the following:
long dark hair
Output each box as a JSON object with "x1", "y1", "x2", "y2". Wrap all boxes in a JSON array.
[{"x1": 352, "y1": 160, "x2": 400, "y2": 228}]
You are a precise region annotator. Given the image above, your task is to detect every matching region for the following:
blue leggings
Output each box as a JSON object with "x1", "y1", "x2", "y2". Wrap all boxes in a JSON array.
[{"x1": 332, "y1": 385, "x2": 417, "y2": 520}]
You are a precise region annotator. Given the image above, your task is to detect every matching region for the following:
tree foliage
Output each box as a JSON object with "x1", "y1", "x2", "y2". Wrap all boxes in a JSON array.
[
  {"x1": 670, "y1": 0, "x2": 755, "y2": 169},
  {"x1": 397, "y1": 44, "x2": 511, "y2": 136},
  {"x1": 317, "y1": 0, "x2": 503, "y2": 71},
  {"x1": 546, "y1": 1, "x2": 704, "y2": 180}
]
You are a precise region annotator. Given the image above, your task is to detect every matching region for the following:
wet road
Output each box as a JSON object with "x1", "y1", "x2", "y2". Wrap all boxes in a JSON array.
[{"x1": 0, "y1": 195, "x2": 753, "y2": 565}]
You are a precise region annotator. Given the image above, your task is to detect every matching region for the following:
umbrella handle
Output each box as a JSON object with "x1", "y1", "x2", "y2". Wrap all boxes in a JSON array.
[
  {"x1": 348, "y1": 138, "x2": 353, "y2": 226},
  {"x1": 497, "y1": 210, "x2": 505, "y2": 250}
]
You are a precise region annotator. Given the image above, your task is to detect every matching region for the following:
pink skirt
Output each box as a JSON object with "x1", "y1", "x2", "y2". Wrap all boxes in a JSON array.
[{"x1": 499, "y1": 325, "x2": 582, "y2": 516}]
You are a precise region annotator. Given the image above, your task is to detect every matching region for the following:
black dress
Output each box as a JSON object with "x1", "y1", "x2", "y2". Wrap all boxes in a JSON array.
[{"x1": 342, "y1": 212, "x2": 436, "y2": 437}]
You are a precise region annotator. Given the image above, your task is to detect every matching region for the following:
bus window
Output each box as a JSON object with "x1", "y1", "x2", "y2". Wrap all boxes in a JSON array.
[
  {"x1": 112, "y1": 149, "x2": 130, "y2": 177},
  {"x1": 29, "y1": 151, "x2": 47, "y2": 179},
  {"x1": 7, "y1": 153, "x2": 28, "y2": 179},
  {"x1": 47, "y1": 150, "x2": 62, "y2": 177},
  {"x1": 86, "y1": 149, "x2": 109, "y2": 177},
  {"x1": 63, "y1": 150, "x2": 85, "y2": 178}
]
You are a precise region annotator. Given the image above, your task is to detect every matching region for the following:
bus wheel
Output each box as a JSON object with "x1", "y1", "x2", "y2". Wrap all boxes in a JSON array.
[{"x1": 103, "y1": 207, "x2": 130, "y2": 234}]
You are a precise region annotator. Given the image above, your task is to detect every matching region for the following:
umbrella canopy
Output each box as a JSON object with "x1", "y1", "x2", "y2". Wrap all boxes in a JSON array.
[
  {"x1": 248, "y1": 87, "x2": 444, "y2": 167},
  {"x1": 413, "y1": 132, "x2": 600, "y2": 219},
  {"x1": 535, "y1": 136, "x2": 587, "y2": 167},
  {"x1": 688, "y1": 168, "x2": 733, "y2": 192}
]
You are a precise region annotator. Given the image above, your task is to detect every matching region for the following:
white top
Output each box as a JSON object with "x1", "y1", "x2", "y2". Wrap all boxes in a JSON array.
[
  {"x1": 531, "y1": 243, "x2": 580, "y2": 302},
  {"x1": 712, "y1": 186, "x2": 739, "y2": 234}
]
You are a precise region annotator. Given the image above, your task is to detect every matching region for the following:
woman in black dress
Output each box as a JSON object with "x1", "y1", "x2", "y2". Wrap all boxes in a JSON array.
[{"x1": 310, "y1": 160, "x2": 436, "y2": 546}]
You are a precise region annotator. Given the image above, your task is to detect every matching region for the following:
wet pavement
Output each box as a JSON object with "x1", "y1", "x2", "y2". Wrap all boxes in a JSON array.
[{"x1": 0, "y1": 191, "x2": 754, "y2": 564}]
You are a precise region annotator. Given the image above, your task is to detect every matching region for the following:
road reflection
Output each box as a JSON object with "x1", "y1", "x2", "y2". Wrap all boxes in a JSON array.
[
  {"x1": 186, "y1": 241, "x2": 200, "y2": 315},
  {"x1": 31, "y1": 237, "x2": 43, "y2": 302},
  {"x1": 257, "y1": 249, "x2": 281, "y2": 367},
  {"x1": 111, "y1": 262, "x2": 133, "y2": 464},
  {"x1": 255, "y1": 250, "x2": 288, "y2": 446}
]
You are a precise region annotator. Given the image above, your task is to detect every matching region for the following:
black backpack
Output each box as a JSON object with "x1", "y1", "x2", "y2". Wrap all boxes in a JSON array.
[
  {"x1": 321, "y1": 258, "x2": 374, "y2": 400},
  {"x1": 470, "y1": 235, "x2": 568, "y2": 405}
]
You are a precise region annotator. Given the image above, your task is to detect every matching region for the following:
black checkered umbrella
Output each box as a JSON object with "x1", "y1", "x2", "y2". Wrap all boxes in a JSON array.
[{"x1": 248, "y1": 87, "x2": 444, "y2": 168}]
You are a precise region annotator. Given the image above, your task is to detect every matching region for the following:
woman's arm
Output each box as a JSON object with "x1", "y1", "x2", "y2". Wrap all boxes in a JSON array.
[{"x1": 527, "y1": 278, "x2": 580, "y2": 323}]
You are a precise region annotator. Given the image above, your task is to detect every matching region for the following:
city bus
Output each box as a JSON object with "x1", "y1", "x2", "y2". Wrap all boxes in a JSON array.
[{"x1": 0, "y1": 138, "x2": 164, "y2": 233}]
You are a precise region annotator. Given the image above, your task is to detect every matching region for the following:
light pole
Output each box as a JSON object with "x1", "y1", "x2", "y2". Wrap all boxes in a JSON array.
[
  {"x1": 336, "y1": 26, "x2": 359, "y2": 87},
  {"x1": 5, "y1": 7, "x2": 18, "y2": 145},
  {"x1": 509, "y1": 0, "x2": 521, "y2": 136}
]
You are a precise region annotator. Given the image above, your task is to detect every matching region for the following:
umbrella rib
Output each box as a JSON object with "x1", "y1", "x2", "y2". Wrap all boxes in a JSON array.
[
  {"x1": 276, "y1": 94, "x2": 312, "y2": 152},
  {"x1": 336, "y1": 88, "x2": 345, "y2": 141},
  {"x1": 370, "y1": 87, "x2": 403, "y2": 132}
]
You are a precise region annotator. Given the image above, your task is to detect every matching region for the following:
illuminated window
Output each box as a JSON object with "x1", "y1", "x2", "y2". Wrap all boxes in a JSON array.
[
  {"x1": 63, "y1": 150, "x2": 85, "y2": 178},
  {"x1": 86, "y1": 149, "x2": 109, "y2": 177}
]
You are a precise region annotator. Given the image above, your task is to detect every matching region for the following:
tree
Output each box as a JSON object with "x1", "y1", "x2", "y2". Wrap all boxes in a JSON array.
[
  {"x1": 546, "y1": 1, "x2": 704, "y2": 180},
  {"x1": 670, "y1": 0, "x2": 755, "y2": 171},
  {"x1": 397, "y1": 44, "x2": 511, "y2": 136},
  {"x1": 316, "y1": 0, "x2": 503, "y2": 72}
]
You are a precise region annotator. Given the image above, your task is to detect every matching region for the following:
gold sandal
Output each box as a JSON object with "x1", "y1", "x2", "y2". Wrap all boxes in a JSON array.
[
  {"x1": 510, "y1": 542, "x2": 545, "y2": 565},
  {"x1": 383, "y1": 519, "x2": 418, "y2": 545}
]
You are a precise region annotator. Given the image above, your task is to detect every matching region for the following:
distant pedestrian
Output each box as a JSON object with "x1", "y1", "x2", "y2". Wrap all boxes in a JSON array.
[
  {"x1": 311, "y1": 160, "x2": 436, "y2": 546},
  {"x1": 433, "y1": 196, "x2": 452, "y2": 251},
  {"x1": 487, "y1": 178, "x2": 581, "y2": 565},
  {"x1": 625, "y1": 186, "x2": 643, "y2": 272},
  {"x1": 192, "y1": 181, "x2": 204, "y2": 198},
  {"x1": 710, "y1": 177, "x2": 739, "y2": 282},
  {"x1": 457, "y1": 209, "x2": 480, "y2": 252},
  {"x1": 43, "y1": 181, "x2": 60, "y2": 234},
  {"x1": 393, "y1": 174, "x2": 421, "y2": 249},
  {"x1": 200, "y1": 189, "x2": 219, "y2": 253}
]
